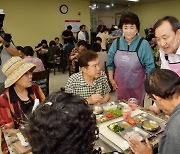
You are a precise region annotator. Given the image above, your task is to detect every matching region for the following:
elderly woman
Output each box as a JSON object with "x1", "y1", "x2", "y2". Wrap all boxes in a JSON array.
[
  {"x1": 129, "y1": 69, "x2": 180, "y2": 154},
  {"x1": 26, "y1": 92, "x2": 98, "y2": 154},
  {"x1": 106, "y1": 12, "x2": 155, "y2": 106},
  {"x1": 0, "y1": 57, "x2": 45, "y2": 130}
]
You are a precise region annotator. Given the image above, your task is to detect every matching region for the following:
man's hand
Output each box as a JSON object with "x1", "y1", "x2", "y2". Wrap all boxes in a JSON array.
[
  {"x1": 87, "y1": 94, "x2": 103, "y2": 105},
  {"x1": 129, "y1": 138, "x2": 153, "y2": 154}
]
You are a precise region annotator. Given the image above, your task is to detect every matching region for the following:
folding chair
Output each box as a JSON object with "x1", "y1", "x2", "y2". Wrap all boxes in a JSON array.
[{"x1": 32, "y1": 69, "x2": 50, "y2": 96}]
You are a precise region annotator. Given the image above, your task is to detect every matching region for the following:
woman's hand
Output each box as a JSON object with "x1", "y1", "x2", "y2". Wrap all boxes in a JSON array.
[
  {"x1": 129, "y1": 138, "x2": 153, "y2": 154},
  {"x1": 110, "y1": 79, "x2": 118, "y2": 90}
]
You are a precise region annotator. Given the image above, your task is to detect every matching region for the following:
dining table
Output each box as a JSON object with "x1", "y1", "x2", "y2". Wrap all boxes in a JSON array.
[{"x1": 1, "y1": 101, "x2": 168, "y2": 154}]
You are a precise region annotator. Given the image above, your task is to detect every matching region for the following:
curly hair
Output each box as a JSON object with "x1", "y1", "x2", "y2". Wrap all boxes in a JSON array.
[{"x1": 26, "y1": 92, "x2": 98, "y2": 154}]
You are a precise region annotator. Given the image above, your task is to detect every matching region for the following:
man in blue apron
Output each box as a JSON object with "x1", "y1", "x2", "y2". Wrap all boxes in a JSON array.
[{"x1": 107, "y1": 12, "x2": 155, "y2": 106}]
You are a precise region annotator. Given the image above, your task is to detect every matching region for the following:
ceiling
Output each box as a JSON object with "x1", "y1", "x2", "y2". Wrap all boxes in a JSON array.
[{"x1": 90, "y1": 0, "x2": 170, "y2": 6}]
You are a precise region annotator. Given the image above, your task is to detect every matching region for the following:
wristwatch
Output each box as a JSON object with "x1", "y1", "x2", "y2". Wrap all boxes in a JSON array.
[{"x1": 5, "y1": 44, "x2": 10, "y2": 48}]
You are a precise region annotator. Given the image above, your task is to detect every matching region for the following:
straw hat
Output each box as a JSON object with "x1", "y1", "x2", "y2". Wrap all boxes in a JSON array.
[{"x1": 2, "y1": 56, "x2": 36, "y2": 88}]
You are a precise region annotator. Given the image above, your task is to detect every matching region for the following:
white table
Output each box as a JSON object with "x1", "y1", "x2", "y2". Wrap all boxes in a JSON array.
[{"x1": 98, "y1": 102, "x2": 143, "y2": 152}]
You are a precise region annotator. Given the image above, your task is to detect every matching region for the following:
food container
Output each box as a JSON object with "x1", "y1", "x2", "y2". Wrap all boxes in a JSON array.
[
  {"x1": 93, "y1": 106, "x2": 103, "y2": 115},
  {"x1": 122, "y1": 107, "x2": 131, "y2": 120},
  {"x1": 120, "y1": 127, "x2": 151, "y2": 142},
  {"x1": 108, "y1": 123, "x2": 124, "y2": 133},
  {"x1": 134, "y1": 115, "x2": 147, "y2": 123},
  {"x1": 128, "y1": 98, "x2": 138, "y2": 111},
  {"x1": 141, "y1": 113, "x2": 165, "y2": 123},
  {"x1": 142, "y1": 120, "x2": 160, "y2": 131},
  {"x1": 119, "y1": 121, "x2": 131, "y2": 129},
  {"x1": 103, "y1": 102, "x2": 118, "y2": 111},
  {"x1": 96, "y1": 114, "x2": 107, "y2": 123}
]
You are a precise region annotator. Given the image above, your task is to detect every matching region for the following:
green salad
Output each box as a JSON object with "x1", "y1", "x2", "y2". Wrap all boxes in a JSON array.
[{"x1": 107, "y1": 108, "x2": 122, "y2": 116}]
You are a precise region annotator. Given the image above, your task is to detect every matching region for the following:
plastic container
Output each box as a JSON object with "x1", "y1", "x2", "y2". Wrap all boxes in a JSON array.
[
  {"x1": 128, "y1": 98, "x2": 138, "y2": 111},
  {"x1": 122, "y1": 107, "x2": 131, "y2": 120}
]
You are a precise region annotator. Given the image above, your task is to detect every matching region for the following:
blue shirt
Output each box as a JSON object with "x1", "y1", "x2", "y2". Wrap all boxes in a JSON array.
[{"x1": 106, "y1": 35, "x2": 155, "y2": 73}]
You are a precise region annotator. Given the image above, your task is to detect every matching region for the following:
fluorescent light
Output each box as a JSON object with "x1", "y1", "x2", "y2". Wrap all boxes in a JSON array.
[{"x1": 126, "y1": 0, "x2": 139, "y2": 2}]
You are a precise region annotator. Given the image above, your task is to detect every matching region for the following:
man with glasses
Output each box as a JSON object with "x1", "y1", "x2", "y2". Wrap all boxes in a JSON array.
[
  {"x1": 129, "y1": 69, "x2": 180, "y2": 154},
  {"x1": 65, "y1": 50, "x2": 110, "y2": 105}
]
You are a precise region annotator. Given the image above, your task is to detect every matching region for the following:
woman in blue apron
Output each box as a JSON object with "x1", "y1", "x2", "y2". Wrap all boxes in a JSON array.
[{"x1": 107, "y1": 12, "x2": 155, "y2": 106}]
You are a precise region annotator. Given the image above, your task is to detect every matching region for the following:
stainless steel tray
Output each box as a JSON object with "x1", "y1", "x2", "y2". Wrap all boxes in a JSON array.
[
  {"x1": 140, "y1": 113, "x2": 166, "y2": 124},
  {"x1": 107, "y1": 113, "x2": 166, "y2": 137},
  {"x1": 119, "y1": 126, "x2": 151, "y2": 142}
]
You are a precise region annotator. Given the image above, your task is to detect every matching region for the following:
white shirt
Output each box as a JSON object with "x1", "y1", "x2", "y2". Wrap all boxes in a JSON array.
[
  {"x1": 78, "y1": 31, "x2": 86, "y2": 41},
  {"x1": 160, "y1": 46, "x2": 180, "y2": 69}
]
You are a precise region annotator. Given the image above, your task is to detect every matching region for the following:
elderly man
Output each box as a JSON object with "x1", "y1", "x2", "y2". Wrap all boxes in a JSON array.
[
  {"x1": 0, "y1": 9, "x2": 19, "y2": 83},
  {"x1": 129, "y1": 69, "x2": 180, "y2": 154},
  {"x1": 65, "y1": 50, "x2": 111, "y2": 105},
  {"x1": 154, "y1": 16, "x2": 180, "y2": 76},
  {"x1": 149, "y1": 16, "x2": 180, "y2": 114}
]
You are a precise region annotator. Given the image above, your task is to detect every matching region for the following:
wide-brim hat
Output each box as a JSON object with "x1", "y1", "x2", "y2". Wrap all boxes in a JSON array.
[{"x1": 2, "y1": 56, "x2": 36, "y2": 88}]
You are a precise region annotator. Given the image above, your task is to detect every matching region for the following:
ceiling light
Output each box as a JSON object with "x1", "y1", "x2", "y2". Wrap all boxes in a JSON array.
[
  {"x1": 111, "y1": 3, "x2": 114, "y2": 6},
  {"x1": 126, "y1": 0, "x2": 139, "y2": 2},
  {"x1": 106, "y1": 5, "x2": 110, "y2": 8}
]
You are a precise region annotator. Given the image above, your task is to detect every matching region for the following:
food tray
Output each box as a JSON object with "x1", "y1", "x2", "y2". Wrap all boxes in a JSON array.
[
  {"x1": 120, "y1": 127, "x2": 151, "y2": 142},
  {"x1": 140, "y1": 113, "x2": 165, "y2": 123},
  {"x1": 107, "y1": 112, "x2": 166, "y2": 138}
]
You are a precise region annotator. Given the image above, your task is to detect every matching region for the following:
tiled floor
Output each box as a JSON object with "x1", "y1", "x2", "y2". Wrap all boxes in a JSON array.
[{"x1": 49, "y1": 70, "x2": 152, "y2": 108}]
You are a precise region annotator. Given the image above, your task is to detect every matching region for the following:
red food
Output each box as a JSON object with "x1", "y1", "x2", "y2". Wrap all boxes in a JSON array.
[
  {"x1": 126, "y1": 118, "x2": 137, "y2": 125},
  {"x1": 104, "y1": 113, "x2": 115, "y2": 118}
]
